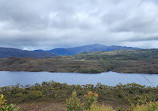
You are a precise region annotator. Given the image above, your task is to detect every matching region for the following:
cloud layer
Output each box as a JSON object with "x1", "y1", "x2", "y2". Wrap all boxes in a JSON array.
[{"x1": 0, "y1": 0, "x2": 158, "y2": 50}]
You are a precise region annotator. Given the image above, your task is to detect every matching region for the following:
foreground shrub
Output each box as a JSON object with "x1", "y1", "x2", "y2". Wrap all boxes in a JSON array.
[
  {"x1": 66, "y1": 91, "x2": 99, "y2": 111},
  {"x1": 81, "y1": 91, "x2": 98, "y2": 110},
  {"x1": 132, "y1": 101, "x2": 158, "y2": 111},
  {"x1": 66, "y1": 91, "x2": 158, "y2": 111},
  {"x1": 66, "y1": 91, "x2": 82, "y2": 111},
  {"x1": 88, "y1": 102, "x2": 158, "y2": 111},
  {"x1": 0, "y1": 94, "x2": 20, "y2": 111}
]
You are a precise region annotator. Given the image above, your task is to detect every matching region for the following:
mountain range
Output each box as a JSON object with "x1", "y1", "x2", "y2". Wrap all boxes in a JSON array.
[
  {"x1": 34, "y1": 44, "x2": 139, "y2": 56},
  {"x1": 0, "y1": 44, "x2": 139, "y2": 58},
  {"x1": 0, "y1": 47, "x2": 56, "y2": 58}
]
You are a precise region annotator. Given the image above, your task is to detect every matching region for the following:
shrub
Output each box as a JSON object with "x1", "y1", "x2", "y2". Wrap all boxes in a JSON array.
[
  {"x1": 66, "y1": 91, "x2": 99, "y2": 111},
  {"x1": 81, "y1": 91, "x2": 98, "y2": 110},
  {"x1": 66, "y1": 91, "x2": 82, "y2": 111},
  {"x1": 132, "y1": 101, "x2": 158, "y2": 111},
  {"x1": 0, "y1": 94, "x2": 20, "y2": 111},
  {"x1": 24, "y1": 91, "x2": 42, "y2": 101}
]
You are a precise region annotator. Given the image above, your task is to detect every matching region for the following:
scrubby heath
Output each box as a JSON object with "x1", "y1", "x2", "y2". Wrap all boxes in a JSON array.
[
  {"x1": 0, "y1": 81, "x2": 158, "y2": 110},
  {"x1": 1, "y1": 49, "x2": 158, "y2": 74}
]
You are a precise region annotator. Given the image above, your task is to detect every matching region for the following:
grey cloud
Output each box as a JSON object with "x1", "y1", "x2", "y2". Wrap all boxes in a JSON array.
[
  {"x1": 125, "y1": 35, "x2": 158, "y2": 42},
  {"x1": 0, "y1": 0, "x2": 158, "y2": 50},
  {"x1": 110, "y1": 0, "x2": 158, "y2": 33}
]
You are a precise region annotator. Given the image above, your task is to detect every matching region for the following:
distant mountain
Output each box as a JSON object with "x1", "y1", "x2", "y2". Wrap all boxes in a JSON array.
[
  {"x1": 0, "y1": 47, "x2": 56, "y2": 58},
  {"x1": 34, "y1": 44, "x2": 140, "y2": 56}
]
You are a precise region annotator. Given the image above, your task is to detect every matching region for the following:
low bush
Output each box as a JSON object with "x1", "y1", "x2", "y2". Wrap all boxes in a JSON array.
[
  {"x1": 66, "y1": 91, "x2": 82, "y2": 111},
  {"x1": 81, "y1": 91, "x2": 98, "y2": 110},
  {"x1": 131, "y1": 101, "x2": 158, "y2": 111},
  {"x1": 23, "y1": 91, "x2": 43, "y2": 101},
  {"x1": 0, "y1": 94, "x2": 20, "y2": 111}
]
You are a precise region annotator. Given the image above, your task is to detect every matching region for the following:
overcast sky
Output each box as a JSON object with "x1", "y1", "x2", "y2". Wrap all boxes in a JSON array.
[{"x1": 0, "y1": 0, "x2": 158, "y2": 50}]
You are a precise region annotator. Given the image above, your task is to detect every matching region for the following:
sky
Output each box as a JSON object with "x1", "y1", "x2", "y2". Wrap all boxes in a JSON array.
[{"x1": 0, "y1": 0, "x2": 158, "y2": 50}]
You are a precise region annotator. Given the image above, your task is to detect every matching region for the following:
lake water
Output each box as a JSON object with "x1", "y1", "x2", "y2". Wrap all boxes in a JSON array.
[{"x1": 0, "y1": 71, "x2": 158, "y2": 87}]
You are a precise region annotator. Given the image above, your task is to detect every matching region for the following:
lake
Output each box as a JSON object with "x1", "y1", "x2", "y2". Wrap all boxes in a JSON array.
[{"x1": 0, "y1": 71, "x2": 158, "y2": 87}]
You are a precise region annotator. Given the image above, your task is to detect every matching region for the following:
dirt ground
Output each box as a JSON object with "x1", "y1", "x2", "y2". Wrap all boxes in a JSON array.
[{"x1": 19, "y1": 101, "x2": 66, "y2": 111}]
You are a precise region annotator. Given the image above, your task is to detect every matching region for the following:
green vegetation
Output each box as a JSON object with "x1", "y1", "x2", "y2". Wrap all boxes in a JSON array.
[
  {"x1": 0, "y1": 57, "x2": 105, "y2": 73},
  {"x1": 66, "y1": 91, "x2": 99, "y2": 111},
  {"x1": 0, "y1": 94, "x2": 20, "y2": 111},
  {"x1": 1, "y1": 49, "x2": 158, "y2": 110},
  {"x1": 1, "y1": 89, "x2": 158, "y2": 111},
  {"x1": 81, "y1": 91, "x2": 98, "y2": 110},
  {"x1": 0, "y1": 81, "x2": 158, "y2": 110},
  {"x1": 131, "y1": 101, "x2": 158, "y2": 111},
  {"x1": 66, "y1": 91, "x2": 82, "y2": 111},
  {"x1": 0, "y1": 49, "x2": 158, "y2": 74},
  {"x1": 88, "y1": 104, "x2": 115, "y2": 111},
  {"x1": 66, "y1": 91, "x2": 158, "y2": 111}
]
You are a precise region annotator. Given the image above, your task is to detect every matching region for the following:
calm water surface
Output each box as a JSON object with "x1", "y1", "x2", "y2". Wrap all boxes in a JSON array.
[{"x1": 0, "y1": 71, "x2": 158, "y2": 87}]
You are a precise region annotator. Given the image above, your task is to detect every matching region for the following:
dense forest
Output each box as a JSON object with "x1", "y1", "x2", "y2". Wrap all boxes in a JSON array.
[{"x1": 0, "y1": 49, "x2": 158, "y2": 74}]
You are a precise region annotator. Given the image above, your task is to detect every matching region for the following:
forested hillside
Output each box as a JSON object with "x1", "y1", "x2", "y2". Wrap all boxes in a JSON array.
[{"x1": 0, "y1": 49, "x2": 158, "y2": 74}]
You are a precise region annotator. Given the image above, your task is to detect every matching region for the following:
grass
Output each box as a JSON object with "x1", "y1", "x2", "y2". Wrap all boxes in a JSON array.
[
  {"x1": 132, "y1": 101, "x2": 158, "y2": 111},
  {"x1": 88, "y1": 104, "x2": 115, "y2": 111}
]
